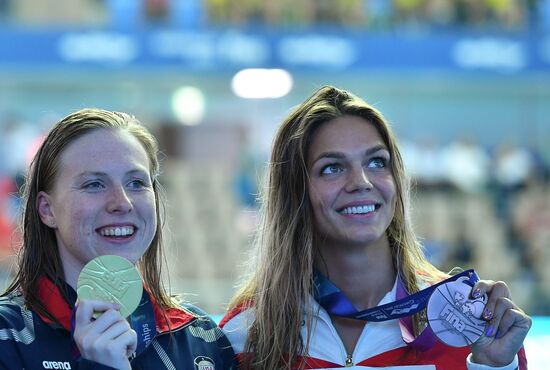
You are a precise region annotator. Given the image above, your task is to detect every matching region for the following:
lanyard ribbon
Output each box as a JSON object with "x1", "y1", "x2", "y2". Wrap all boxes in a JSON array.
[
  {"x1": 129, "y1": 289, "x2": 158, "y2": 356},
  {"x1": 313, "y1": 269, "x2": 481, "y2": 350}
]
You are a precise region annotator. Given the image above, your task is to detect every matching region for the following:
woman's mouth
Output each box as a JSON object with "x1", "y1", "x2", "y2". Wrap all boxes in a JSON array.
[
  {"x1": 98, "y1": 226, "x2": 135, "y2": 237},
  {"x1": 339, "y1": 204, "x2": 379, "y2": 215}
]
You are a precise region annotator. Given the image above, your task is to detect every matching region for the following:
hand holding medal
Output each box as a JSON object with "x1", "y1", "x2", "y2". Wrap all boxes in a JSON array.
[
  {"x1": 468, "y1": 279, "x2": 532, "y2": 367},
  {"x1": 73, "y1": 255, "x2": 143, "y2": 368},
  {"x1": 315, "y1": 267, "x2": 531, "y2": 358}
]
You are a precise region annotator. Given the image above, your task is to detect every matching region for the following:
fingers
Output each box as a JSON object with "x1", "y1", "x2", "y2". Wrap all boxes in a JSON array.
[
  {"x1": 123, "y1": 330, "x2": 138, "y2": 357},
  {"x1": 484, "y1": 296, "x2": 515, "y2": 337},
  {"x1": 497, "y1": 307, "x2": 532, "y2": 338},
  {"x1": 484, "y1": 296, "x2": 531, "y2": 339},
  {"x1": 75, "y1": 299, "x2": 120, "y2": 325},
  {"x1": 471, "y1": 280, "x2": 511, "y2": 321},
  {"x1": 469, "y1": 278, "x2": 532, "y2": 367},
  {"x1": 74, "y1": 299, "x2": 137, "y2": 368}
]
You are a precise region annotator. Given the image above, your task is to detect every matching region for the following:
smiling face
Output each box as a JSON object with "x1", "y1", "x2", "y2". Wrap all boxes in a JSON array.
[
  {"x1": 307, "y1": 115, "x2": 396, "y2": 249},
  {"x1": 37, "y1": 128, "x2": 157, "y2": 286}
]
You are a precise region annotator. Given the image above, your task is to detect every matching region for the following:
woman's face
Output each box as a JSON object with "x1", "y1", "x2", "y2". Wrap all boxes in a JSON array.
[
  {"x1": 38, "y1": 129, "x2": 157, "y2": 285},
  {"x1": 307, "y1": 115, "x2": 396, "y2": 248}
]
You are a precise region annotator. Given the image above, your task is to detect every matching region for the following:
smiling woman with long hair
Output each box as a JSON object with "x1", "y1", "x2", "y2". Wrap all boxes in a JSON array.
[
  {"x1": 220, "y1": 86, "x2": 530, "y2": 370},
  {"x1": 0, "y1": 108, "x2": 236, "y2": 370}
]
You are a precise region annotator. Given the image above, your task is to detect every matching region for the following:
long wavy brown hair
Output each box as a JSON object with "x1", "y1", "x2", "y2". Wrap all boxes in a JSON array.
[
  {"x1": 3, "y1": 108, "x2": 175, "y2": 324},
  {"x1": 229, "y1": 86, "x2": 445, "y2": 370}
]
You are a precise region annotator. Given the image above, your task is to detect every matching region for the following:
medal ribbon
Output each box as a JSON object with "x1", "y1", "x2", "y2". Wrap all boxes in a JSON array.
[
  {"x1": 313, "y1": 269, "x2": 480, "y2": 350},
  {"x1": 129, "y1": 288, "x2": 158, "y2": 357}
]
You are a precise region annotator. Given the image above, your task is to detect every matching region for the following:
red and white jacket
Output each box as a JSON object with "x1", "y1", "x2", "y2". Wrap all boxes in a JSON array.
[{"x1": 220, "y1": 280, "x2": 527, "y2": 369}]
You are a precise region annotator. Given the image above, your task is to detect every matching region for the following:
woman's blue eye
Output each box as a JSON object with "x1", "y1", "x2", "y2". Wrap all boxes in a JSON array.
[
  {"x1": 321, "y1": 164, "x2": 344, "y2": 175},
  {"x1": 128, "y1": 179, "x2": 147, "y2": 189},
  {"x1": 83, "y1": 181, "x2": 104, "y2": 190},
  {"x1": 368, "y1": 157, "x2": 386, "y2": 168},
  {"x1": 129, "y1": 177, "x2": 153, "y2": 190},
  {"x1": 82, "y1": 181, "x2": 105, "y2": 192}
]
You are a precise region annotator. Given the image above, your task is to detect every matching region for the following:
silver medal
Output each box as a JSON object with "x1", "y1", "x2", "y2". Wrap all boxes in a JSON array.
[{"x1": 427, "y1": 276, "x2": 487, "y2": 347}]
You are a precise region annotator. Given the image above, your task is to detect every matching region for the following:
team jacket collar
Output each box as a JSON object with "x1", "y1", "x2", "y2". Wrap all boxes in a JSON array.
[{"x1": 35, "y1": 276, "x2": 195, "y2": 333}]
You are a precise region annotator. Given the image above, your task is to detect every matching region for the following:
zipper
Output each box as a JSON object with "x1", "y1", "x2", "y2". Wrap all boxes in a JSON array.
[{"x1": 345, "y1": 354, "x2": 353, "y2": 367}]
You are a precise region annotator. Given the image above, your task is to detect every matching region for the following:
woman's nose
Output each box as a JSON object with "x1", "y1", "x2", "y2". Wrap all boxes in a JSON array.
[
  {"x1": 345, "y1": 167, "x2": 373, "y2": 193},
  {"x1": 106, "y1": 186, "x2": 133, "y2": 213}
]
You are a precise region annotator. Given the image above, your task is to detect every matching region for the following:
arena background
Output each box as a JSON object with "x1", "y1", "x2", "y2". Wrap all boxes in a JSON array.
[{"x1": 0, "y1": 0, "x2": 548, "y2": 367}]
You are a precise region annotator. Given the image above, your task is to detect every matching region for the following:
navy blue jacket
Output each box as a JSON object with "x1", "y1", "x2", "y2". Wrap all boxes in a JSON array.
[{"x1": 0, "y1": 277, "x2": 236, "y2": 369}]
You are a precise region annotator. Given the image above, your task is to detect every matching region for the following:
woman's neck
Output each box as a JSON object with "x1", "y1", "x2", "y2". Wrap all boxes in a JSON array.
[{"x1": 315, "y1": 237, "x2": 396, "y2": 311}]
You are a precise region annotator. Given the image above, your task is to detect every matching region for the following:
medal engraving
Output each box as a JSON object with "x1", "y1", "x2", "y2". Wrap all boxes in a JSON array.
[
  {"x1": 427, "y1": 276, "x2": 487, "y2": 347},
  {"x1": 77, "y1": 255, "x2": 143, "y2": 318}
]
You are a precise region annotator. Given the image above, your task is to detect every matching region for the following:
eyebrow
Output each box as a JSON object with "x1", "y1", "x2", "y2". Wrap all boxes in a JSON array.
[
  {"x1": 311, "y1": 145, "x2": 389, "y2": 164},
  {"x1": 76, "y1": 169, "x2": 149, "y2": 178}
]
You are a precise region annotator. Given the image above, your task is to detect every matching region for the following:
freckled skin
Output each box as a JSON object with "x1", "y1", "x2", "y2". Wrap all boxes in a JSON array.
[{"x1": 38, "y1": 129, "x2": 156, "y2": 288}]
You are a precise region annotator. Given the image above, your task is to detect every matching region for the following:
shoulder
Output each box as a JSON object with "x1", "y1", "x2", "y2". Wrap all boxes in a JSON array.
[
  {"x1": 220, "y1": 300, "x2": 254, "y2": 329},
  {"x1": 0, "y1": 292, "x2": 29, "y2": 328},
  {"x1": 163, "y1": 303, "x2": 238, "y2": 368},
  {"x1": 219, "y1": 302, "x2": 255, "y2": 354},
  {"x1": 0, "y1": 292, "x2": 37, "y2": 367},
  {"x1": 180, "y1": 302, "x2": 210, "y2": 318},
  {"x1": 175, "y1": 303, "x2": 230, "y2": 345}
]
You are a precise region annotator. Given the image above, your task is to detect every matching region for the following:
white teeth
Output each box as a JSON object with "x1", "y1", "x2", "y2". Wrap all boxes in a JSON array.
[
  {"x1": 100, "y1": 226, "x2": 135, "y2": 237},
  {"x1": 341, "y1": 205, "x2": 376, "y2": 215}
]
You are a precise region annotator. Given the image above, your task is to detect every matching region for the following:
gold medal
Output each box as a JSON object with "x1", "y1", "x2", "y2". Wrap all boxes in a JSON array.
[{"x1": 77, "y1": 255, "x2": 143, "y2": 318}]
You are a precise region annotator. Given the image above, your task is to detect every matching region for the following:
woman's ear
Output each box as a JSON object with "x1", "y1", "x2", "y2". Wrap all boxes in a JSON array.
[{"x1": 37, "y1": 191, "x2": 56, "y2": 228}]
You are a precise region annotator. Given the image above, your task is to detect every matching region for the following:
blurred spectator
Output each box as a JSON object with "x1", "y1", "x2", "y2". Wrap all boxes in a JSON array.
[
  {"x1": 145, "y1": 0, "x2": 169, "y2": 22},
  {"x1": 441, "y1": 136, "x2": 491, "y2": 193},
  {"x1": 0, "y1": 0, "x2": 538, "y2": 30},
  {"x1": 511, "y1": 188, "x2": 550, "y2": 314},
  {"x1": 365, "y1": 0, "x2": 394, "y2": 29},
  {"x1": 201, "y1": 0, "x2": 535, "y2": 30},
  {"x1": 0, "y1": 114, "x2": 36, "y2": 180},
  {"x1": 401, "y1": 137, "x2": 448, "y2": 190},
  {"x1": 0, "y1": 177, "x2": 19, "y2": 281},
  {"x1": 537, "y1": 134, "x2": 550, "y2": 182},
  {"x1": 0, "y1": 0, "x2": 10, "y2": 20},
  {"x1": 492, "y1": 141, "x2": 536, "y2": 221},
  {"x1": 233, "y1": 126, "x2": 260, "y2": 208}
]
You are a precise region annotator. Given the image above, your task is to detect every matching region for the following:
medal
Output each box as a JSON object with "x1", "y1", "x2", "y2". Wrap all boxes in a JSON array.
[
  {"x1": 77, "y1": 255, "x2": 143, "y2": 318},
  {"x1": 427, "y1": 276, "x2": 487, "y2": 347}
]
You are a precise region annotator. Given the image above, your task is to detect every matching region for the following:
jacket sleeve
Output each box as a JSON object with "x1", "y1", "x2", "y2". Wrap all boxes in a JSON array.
[
  {"x1": 0, "y1": 301, "x2": 30, "y2": 370},
  {"x1": 466, "y1": 346, "x2": 527, "y2": 370}
]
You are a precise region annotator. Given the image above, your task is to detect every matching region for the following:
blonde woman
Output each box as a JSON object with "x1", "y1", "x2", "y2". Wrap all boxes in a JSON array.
[{"x1": 221, "y1": 86, "x2": 530, "y2": 369}]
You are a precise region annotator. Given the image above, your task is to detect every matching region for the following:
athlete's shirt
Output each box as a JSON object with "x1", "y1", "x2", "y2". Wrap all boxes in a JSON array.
[
  {"x1": 0, "y1": 277, "x2": 236, "y2": 369},
  {"x1": 220, "y1": 279, "x2": 527, "y2": 369}
]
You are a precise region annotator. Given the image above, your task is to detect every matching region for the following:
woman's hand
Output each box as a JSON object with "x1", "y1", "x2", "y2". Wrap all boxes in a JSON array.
[
  {"x1": 470, "y1": 280, "x2": 532, "y2": 367},
  {"x1": 73, "y1": 300, "x2": 137, "y2": 370}
]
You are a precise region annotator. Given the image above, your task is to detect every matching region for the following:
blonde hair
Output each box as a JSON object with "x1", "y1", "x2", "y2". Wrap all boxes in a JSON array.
[
  {"x1": 4, "y1": 108, "x2": 176, "y2": 324},
  {"x1": 230, "y1": 86, "x2": 445, "y2": 370}
]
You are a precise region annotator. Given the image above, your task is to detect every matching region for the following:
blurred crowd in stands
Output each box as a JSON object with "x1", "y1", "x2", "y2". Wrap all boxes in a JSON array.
[
  {"x1": 399, "y1": 136, "x2": 550, "y2": 314},
  {"x1": 205, "y1": 0, "x2": 542, "y2": 31},
  {"x1": 1, "y1": 0, "x2": 549, "y2": 31}
]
